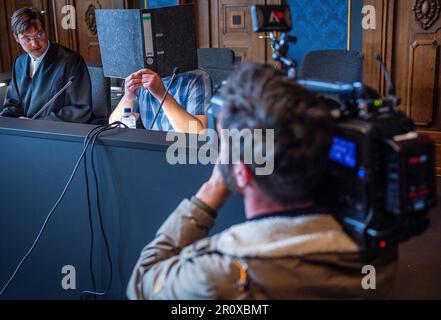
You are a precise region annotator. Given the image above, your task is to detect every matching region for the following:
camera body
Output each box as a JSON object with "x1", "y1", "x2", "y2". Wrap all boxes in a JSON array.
[
  {"x1": 295, "y1": 79, "x2": 437, "y2": 251},
  {"x1": 251, "y1": 4, "x2": 437, "y2": 252},
  {"x1": 317, "y1": 99, "x2": 436, "y2": 251}
]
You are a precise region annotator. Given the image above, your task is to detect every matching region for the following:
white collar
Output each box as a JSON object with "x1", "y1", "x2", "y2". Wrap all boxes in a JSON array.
[
  {"x1": 29, "y1": 41, "x2": 50, "y2": 63},
  {"x1": 214, "y1": 214, "x2": 359, "y2": 258}
]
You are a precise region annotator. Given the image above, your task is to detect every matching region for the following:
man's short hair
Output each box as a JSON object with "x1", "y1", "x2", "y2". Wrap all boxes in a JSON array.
[
  {"x1": 220, "y1": 63, "x2": 334, "y2": 205},
  {"x1": 11, "y1": 7, "x2": 45, "y2": 35}
]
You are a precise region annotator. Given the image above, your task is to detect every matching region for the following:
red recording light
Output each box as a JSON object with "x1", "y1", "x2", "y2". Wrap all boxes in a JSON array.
[
  {"x1": 276, "y1": 11, "x2": 285, "y2": 19},
  {"x1": 379, "y1": 241, "x2": 387, "y2": 248},
  {"x1": 408, "y1": 157, "x2": 420, "y2": 165}
]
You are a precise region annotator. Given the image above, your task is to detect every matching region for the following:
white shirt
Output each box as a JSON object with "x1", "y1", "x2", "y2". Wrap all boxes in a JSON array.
[{"x1": 29, "y1": 41, "x2": 50, "y2": 78}]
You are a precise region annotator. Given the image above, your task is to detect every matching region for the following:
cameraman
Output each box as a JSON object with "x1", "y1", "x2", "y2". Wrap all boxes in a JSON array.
[{"x1": 127, "y1": 63, "x2": 397, "y2": 299}]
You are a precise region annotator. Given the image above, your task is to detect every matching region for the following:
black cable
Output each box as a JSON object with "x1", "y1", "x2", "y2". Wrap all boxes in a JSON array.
[
  {"x1": 82, "y1": 124, "x2": 109, "y2": 298},
  {"x1": 91, "y1": 130, "x2": 113, "y2": 294},
  {"x1": 82, "y1": 124, "x2": 116, "y2": 298},
  {"x1": 0, "y1": 122, "x2": 126, "y2": 298},
  {"x1": 79, "y1": 124, "x2": 116, "y2": 300},
  {"x1": 82, "y1": 123, "x2": 128, "y2": 299},
  {"x1": 84, "y1": 155, "x2": 97, "y2": 297},
  {"x1": 80, "y1": 123, "x2": 127, "y2": 298},
  {"x1": 80, "y1": 127, "x2": 114, "y2": 299},
  {"x1": 0, "y1": 125, "x2": 104, "y2": 297}
]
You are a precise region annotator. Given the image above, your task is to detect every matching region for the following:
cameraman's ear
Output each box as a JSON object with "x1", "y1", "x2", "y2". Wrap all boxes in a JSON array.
[{"x1": 233, "y1": 162, "x2": 253, "y2": 189}]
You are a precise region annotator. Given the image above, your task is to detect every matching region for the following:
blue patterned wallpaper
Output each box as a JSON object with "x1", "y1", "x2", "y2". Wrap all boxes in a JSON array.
[
  {"x1": 287, "y1": 0, "x2": 350, "y2": 65},
  {"x1": 147, "y1": 0, "x2": 177, "y2": 8}
]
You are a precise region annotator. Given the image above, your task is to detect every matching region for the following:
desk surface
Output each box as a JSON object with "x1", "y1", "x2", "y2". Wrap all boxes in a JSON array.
[{"x1": 0, "y1": 117, "x2": 198, "y2": 152}]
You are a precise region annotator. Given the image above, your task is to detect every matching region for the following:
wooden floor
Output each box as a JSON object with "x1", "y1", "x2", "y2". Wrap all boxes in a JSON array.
[{"x1": 391, "y1": 178, "x2": 441, "y2": 299}]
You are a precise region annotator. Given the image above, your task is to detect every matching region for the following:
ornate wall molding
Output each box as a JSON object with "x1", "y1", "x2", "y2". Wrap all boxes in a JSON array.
[
  {"x1": 85, "y1": 3, "x2": 99, "y2": 36},
  {"x1": 412, "y1": 0, "x2": 441, "y2": 33}
]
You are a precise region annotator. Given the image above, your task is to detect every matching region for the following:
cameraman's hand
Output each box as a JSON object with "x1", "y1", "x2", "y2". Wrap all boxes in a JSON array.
[
  {"x1": 124, "y1": 71, "x2": 143, "y2": 100},
  {"x1": 196, "y1": 165, "x2": 231, "y2": 212},
  {"x1": 140, "y1": 69, "x2": 166, "y2": 101}
]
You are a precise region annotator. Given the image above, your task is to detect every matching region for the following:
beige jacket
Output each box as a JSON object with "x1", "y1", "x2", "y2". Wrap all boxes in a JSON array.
[{"x1": 127, "y1": 199, "x2": 397, "y2": 300}]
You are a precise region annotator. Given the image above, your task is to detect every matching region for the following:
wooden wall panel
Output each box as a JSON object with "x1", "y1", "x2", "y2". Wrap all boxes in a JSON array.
[
  {"x1": 365, "y1": 0, "x2": 441, "y2": 174},
  {"x1": 209, "y1": 0, "x2": 220, "y2": 49},
  {"x1": 407, "y1": 40, "x2": 439, "y2": 126},
  {"x1": 412, "y1": 0, "x2": 441, "y2": 34},
  {"x1": 74, "y1": 0, "x2": 126, "y2": 66},
  {"x1": 195, "y1": 0, "x2": 210, "y2": 48},
  {"x1": 0, "y1": 0, "x2": 52, "y2": 70},
  {"x1": 218, "y1": 0, "x2": 264, "y2": 61},
  {"x1": 393, "y1": 0, "x2": 412, "y2": 112},
  {"x1": 363, "y1": 0, "x2": 395, "y2": 95},
  {"x1": 0, "y1": 1, "x2": 12, "y2": 72},
  {"x1": 206, "y1": 0, "x2": 279, "y2": 63},
  {"x1": 51, "y1": 0, "x2": 78, "y2": 51},
  {"x1": 51, "y1": 0, "x2": 146, "y2": 65}
]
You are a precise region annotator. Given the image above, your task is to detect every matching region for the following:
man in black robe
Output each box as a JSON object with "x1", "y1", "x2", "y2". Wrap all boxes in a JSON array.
[{"x1": 0, "y1": 7, "x2": 92, "y2": 123}]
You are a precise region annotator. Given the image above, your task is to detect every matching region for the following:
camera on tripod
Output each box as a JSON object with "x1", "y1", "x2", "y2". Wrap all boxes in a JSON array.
[
  {"x1": 251, "y1": 5, "x2": 297, "y2": 78},
  {"x1": 251, "y1": 4, "x2": 437, "y2": 252}
]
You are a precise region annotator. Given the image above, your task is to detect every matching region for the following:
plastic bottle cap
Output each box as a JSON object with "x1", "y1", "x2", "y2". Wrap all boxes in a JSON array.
[{"x1": 124, "y1": 108, "x2": 132, "y2": 113}]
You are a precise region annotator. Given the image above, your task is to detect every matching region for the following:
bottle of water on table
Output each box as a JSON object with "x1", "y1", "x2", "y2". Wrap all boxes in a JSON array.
[{"x1": 121, "y1": 107, "x2": 137, "y2": 129}]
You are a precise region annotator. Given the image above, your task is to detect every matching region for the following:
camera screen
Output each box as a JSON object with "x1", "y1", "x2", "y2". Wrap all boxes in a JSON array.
[{"x1": 329, "y1": 137, "x2": 357, "y2": 168}]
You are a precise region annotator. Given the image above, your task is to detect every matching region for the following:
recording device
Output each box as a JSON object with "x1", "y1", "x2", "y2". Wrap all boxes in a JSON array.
[
  {"x1": 309, "y1": 77, "x2": 436, "y2": 252},
  {"x1": 96, "y1": 5, "x2": 197, "y2": 78},
  {"x1": 251, "y1": 5, "x2": 297, "y2": 78},
  {"x1": 251, "y1": 5, "x2": 293, "y2": 32},
  {"x1": 251, "y1": 5, "x2": 436, "y2": 252},
  {"x1": 31, "y1": 75, "x2": 75, "y2": 120}
]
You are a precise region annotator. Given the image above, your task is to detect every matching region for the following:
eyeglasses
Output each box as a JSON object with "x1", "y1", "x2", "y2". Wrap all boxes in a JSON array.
[{"x1": 19, "y1": 31, "x2": 46, "y2": 44}]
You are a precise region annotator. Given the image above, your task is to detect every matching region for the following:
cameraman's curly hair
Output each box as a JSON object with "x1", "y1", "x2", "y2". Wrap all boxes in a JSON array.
[{"x1": 220, "y1": 63, "x2": 334, "y2": 205}]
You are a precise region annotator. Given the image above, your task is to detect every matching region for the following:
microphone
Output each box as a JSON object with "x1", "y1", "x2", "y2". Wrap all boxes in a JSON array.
[
  {"x1": 31, "y1": 75, "x2": 76, "y2": 120},
  {"x1": 375, "y1": 53, "x2": 396, "y2": 96},
  {"x1": 149, "y1": 68, "x2": 180, "y2": 130}
]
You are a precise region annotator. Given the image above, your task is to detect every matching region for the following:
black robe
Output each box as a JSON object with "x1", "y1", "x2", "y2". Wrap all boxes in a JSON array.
[{"x1": 0, "y1": 42, "x2": 92, "y2": 123}]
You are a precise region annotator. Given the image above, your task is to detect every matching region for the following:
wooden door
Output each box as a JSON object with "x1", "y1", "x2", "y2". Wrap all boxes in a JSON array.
[
  {"x1": 394, "y1": 0, "x2": 441, "y2": 175},
  {"x1": 196, "y1": 0, "x2": 281, "y2": 63},
  {"x1": 0, "y1": 2, "x2": 12, "y2": 72},
  {"x1": 363, "y1": 0, "x2": 441, "y2": 175}
]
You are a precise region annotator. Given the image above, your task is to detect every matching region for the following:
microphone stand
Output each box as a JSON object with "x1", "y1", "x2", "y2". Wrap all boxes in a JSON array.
[
  {"x1": 149, "y1": 68, "x2": 180, "y2": 130},
  {"x1": 31, "y1": 76, "x2": 75, "y2": 120}
]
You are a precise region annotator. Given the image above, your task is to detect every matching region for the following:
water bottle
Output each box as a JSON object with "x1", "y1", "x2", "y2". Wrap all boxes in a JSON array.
[{"x1": 120, "y1": 107, "x2": 137, "y2": 129}]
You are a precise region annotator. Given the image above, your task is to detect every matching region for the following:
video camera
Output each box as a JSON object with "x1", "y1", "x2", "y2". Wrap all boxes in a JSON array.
[
  {"x1": 251, "y1": 5, "x2": 437, "y2": 252},
  {"x1": 251, "y1": 5, "x2": 297, "y2": 78}
]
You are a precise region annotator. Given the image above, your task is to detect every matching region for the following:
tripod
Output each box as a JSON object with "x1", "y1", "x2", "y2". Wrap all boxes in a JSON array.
[{"x1": 269, "y1": 32, "x2": 298, "y2": 79}]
